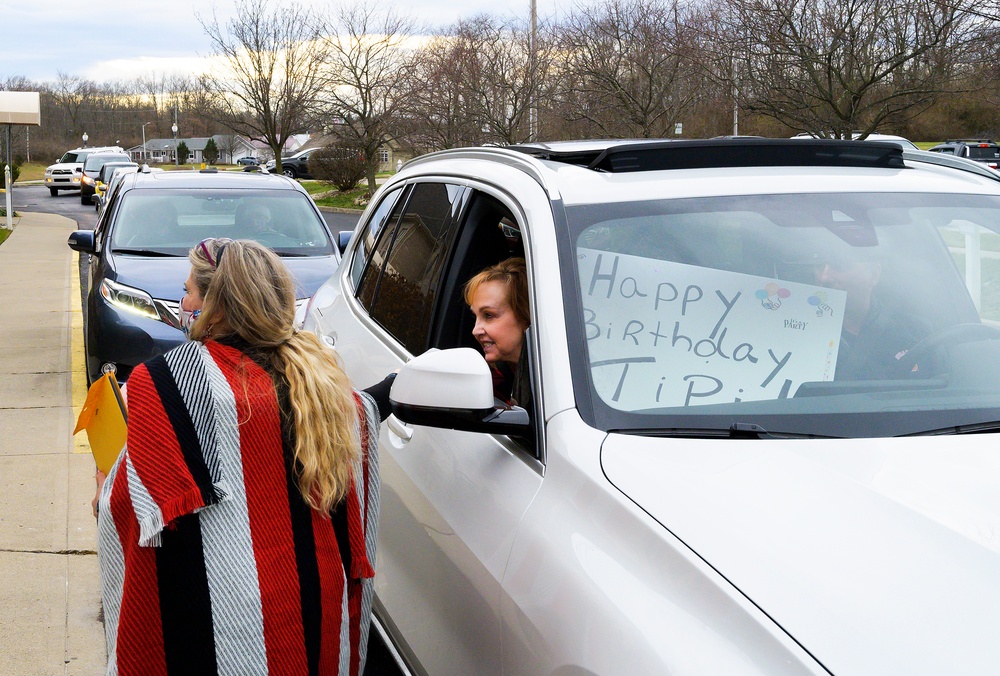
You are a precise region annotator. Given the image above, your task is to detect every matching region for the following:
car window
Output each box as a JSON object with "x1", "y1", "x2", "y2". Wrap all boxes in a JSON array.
[
  {"x1": 359, "y1": 182, "x2": 468, "y2": 353},
  {"x1": 109, "y1": 189, "x2": 333, "y2": 255},
  {"x1": 350, "y1": 186, "x2": 404, "y2": 290},
  {"x1": 967, "y1": 146, "x2": 1000, "y2": 160}
]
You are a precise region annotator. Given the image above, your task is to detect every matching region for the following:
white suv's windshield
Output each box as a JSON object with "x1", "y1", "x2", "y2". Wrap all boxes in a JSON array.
[
  {"x1": 567, "y1": 192, "x2": 1000, "y2": 437},
  {"x1": 58, "y1": 151, "x2": 87, "y2": 163}
]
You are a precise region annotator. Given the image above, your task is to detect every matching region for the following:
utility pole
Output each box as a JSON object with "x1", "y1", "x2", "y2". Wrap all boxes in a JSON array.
[
  {"x1": 529, "y1": 0, "x2": 538, "y2": 141},
  {"x1": 172, "y1": 103, "x2": 179, "y2": 167}
]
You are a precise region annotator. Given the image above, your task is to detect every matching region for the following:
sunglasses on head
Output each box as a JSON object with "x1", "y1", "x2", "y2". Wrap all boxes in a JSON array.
[{"x1": 198, "y1": 238, "x2": 233, "y2": 269}]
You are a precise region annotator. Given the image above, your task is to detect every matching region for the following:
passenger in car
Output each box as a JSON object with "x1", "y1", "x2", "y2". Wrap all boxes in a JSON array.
[
  {"x1": 813, "y1": 256, "x2": 926, "y2": 379},
  {"x1": 94, "y1": 239, "x2": 382, "y2": 674},
  {"x1": 235, "y1": 202, "x2": 274, "y2": 233},
  {"x1": 464, "y1": 257, "x2": 531, "y2": 405}
]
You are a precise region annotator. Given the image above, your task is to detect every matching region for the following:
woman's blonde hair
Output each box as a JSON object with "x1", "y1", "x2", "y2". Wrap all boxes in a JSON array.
[{"x1": 189, "y1": 239, "x2": 359, "y2": 512}]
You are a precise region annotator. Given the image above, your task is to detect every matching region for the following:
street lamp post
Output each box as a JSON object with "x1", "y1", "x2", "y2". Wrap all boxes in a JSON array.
[
  {"x1": 82, "y1": 132, "x2": 88, "y2": 148},
  {"x1": 141, "y1": 122, "x2": 150, "y2": 162},
  {"x1": 171, "y1": 123, "x2": 178, "y2": 166}
]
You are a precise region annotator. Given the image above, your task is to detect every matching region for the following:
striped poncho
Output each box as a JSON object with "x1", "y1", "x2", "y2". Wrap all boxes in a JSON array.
[{"x1": 97, "y1": 339, "x2": 380, "y2": 675}]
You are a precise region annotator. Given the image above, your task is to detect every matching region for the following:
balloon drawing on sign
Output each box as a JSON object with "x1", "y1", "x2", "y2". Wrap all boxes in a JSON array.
[
  {"x1": 808, "y1": 291, "x2": 834, "y2": 317},
  {"x1": 755, "y1": 283, "x2": 790, "y2": 310}
]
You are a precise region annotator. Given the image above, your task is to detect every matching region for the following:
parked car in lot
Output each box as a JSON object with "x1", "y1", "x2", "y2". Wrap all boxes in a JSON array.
[
  {"x1": 928, "y1": 139, "x2": 1000, "y2": 170},
  {"x1": 79, "y1": 152, "x2": 134, "y2": 205},
  {"x1": 92, "y1": 161, "x2": 139, "y2": 209},
  {"x1": 791, "y1": 132, "x2": 919, "y2": 149},
  {"x1": 236, "y1": 155, "x2": 259, "y2": 165},
  {"x1": 305, "y1": 138, "x2": 1000, "y2": 674},
  {"x1": 68, "y1": 167, "x2": 339, "y2": 385},
  {"x1": 43, "y1": 145, "x2": 125, "y2": 196},
  {"x1": 265, "y1": 147, "x2": 315, "y2": 179}
]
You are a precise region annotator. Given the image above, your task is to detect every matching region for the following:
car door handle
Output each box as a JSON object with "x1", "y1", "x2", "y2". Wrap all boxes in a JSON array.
[{"x1": 387, "y1": 415, "x2": 413, "y2": 441}]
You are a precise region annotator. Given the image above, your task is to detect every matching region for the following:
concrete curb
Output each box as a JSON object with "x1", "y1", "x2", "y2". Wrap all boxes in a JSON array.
[{"x1": 317, "y1": 205, "x2": 364, "y2": 215}]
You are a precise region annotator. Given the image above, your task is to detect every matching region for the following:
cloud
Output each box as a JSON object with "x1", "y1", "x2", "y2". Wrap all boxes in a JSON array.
[{"x1": 2, "y1": 0, "x2": 555, "y2": 83}]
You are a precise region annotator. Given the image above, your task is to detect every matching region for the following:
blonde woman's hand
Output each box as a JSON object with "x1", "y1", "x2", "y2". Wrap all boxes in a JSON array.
[{"x1": 92, "y1": 470, "x2": 107, "y2": 519}]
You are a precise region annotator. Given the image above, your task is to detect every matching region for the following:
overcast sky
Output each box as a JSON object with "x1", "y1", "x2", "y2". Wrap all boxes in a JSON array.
[{"x1": 1, "y1": 0, "x2": 554, "y2": 84}]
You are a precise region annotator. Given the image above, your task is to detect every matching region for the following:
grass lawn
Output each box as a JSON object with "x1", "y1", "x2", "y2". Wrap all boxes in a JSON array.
[
  {"x1": 15, "y1": 162, "x2": 46, "y2": 181},
  {"x1": 314, "y1": 187, "x2": 368, "y2": 210},
  {"x1": 294, "y1": 180, "x2": 368, "y2": 209},
  {"x1": 0, "y1": 226, "x2": 11, "y2": 246}
]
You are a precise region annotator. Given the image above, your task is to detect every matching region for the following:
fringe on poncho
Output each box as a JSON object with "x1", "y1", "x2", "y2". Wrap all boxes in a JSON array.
[{"x1": 97, "y1": 339, "x2": 380, "y2": 676}]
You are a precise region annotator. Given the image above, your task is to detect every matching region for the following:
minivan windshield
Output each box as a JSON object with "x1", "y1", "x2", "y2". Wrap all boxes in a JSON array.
[
  {"x1": 110, "y1": 189, "x2": 334, "y2": 256},
  {"x1": 566, "y1": 192, "x2": 1000, "y2": 437}
]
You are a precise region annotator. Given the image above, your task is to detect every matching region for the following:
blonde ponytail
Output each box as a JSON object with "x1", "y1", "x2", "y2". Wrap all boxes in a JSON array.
[
  {"x1": 278, "y1": 331, "x2": 360, "y2": 512},
  {"x1": 189, "y1": 239, "x2": 361, "y2": 511}
]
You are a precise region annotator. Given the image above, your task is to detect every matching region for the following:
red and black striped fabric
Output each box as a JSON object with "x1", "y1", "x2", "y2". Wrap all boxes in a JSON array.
[{"x1": 97, "y1": 339, "x2": 380, "y2": 676}]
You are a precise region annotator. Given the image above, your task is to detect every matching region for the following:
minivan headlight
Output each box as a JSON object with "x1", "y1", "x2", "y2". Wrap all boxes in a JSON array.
[
  {"x1": 81, "y1": 175, "x2": 96, "y2": 186},
  {"x1": 99, "y1": 279, "x2": 159, "y2": 321}
]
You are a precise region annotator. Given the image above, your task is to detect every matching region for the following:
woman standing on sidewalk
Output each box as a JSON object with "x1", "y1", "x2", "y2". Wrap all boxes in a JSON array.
[{"x1": 95, "y1": 239, "x2": 381, "y2": 675}]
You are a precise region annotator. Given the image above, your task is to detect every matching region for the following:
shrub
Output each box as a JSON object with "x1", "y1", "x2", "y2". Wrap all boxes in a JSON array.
[
  {"x1": 309, "y1": 144, "x2": 368, "y2": 192},
  {"x1": 176, "y1": 141, "x2": 190, "y2": 165},
  {"x1": 203, "y1": 138, "x2": 219, "y2": 165}
]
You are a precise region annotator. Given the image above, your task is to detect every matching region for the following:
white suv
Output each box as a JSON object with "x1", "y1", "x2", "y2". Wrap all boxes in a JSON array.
[
  {"x1": 44, "y1": 145, "x2": 125, "y2": 196},
  {"x1": 305, "y1": 139, "x2": 1000, "y2": 674}
]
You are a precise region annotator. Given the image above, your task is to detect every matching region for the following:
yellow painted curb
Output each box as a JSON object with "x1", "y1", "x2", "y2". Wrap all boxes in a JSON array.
[{"x1": 71, "y1": 250, "x2": 91, "y2": 456}]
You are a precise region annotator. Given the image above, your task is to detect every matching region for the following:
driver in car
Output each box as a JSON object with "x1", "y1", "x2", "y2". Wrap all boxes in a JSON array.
[{"x1": 813, "y1": 254, "x2": 926, "y2": 380}]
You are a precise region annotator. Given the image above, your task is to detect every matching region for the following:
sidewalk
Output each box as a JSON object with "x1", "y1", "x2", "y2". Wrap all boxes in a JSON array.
[{"x1": 0, "y1": 214, "x2": 106, "y2": 674}]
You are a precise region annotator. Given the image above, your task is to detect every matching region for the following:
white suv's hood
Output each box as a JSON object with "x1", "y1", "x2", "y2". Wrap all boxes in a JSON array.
[
  {"x1": 46, "y1": 161, "x2": 81, "y2": 171},
  {"x1": 601, "y1": 434, "x2": 1000, "y2": 674}
]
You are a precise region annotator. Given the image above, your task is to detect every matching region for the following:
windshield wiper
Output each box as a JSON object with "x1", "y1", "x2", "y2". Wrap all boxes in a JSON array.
[
  {"x1": 903, "y1": 420, "x2": 1000, "y2": 436},
  {"x1": 274, "y1": 251, "x2": 309, "y2": 257},
  {"x1": 112, "y1": 248, "x2": 177, "y2": 257},
  {"x1": 613, "y1": 423, "x2": 841, "y2": 439}
]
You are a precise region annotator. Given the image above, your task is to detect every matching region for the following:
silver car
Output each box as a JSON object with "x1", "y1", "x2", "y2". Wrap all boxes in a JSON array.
[{"x1": 305, "y1": 138, "x2": 1000, "y2": 674}]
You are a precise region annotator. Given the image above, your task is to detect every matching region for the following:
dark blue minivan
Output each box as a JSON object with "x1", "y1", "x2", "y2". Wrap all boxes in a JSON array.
[{"x1": 68, "y1": 167, "x2": 341, "y2": 384}]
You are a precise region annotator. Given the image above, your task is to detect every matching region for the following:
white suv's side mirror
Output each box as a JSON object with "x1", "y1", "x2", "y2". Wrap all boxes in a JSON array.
[
  {"x1": 391, "y1": 348, "x2": 493, "y2": 410},
  {"x1": 390, "y1": 348, "x2": 529, "y2": 434}
]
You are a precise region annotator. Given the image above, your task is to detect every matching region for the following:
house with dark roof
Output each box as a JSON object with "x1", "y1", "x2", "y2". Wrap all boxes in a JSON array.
[{"x1": 127, "y1": 134, "x2": 258, "y2": 164}]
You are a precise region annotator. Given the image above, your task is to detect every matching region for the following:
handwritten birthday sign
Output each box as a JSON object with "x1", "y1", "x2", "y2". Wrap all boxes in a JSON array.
[{"x1": 577, "y1": 248, "x2": 847, "y2": 409}]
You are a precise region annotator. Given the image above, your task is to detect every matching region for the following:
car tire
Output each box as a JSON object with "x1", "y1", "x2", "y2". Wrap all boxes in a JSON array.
[
  {"x1": 282, "y1": 167, "x2": 297, "y2": 178},
  {"x1": 81, "y1": 193, "x2": 90, "y2": 205},
  {"x1": 49, "y1": 187, "x2": 58, "y2": 196}
]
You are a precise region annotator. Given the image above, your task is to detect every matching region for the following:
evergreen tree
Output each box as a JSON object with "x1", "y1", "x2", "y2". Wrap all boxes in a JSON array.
[{"x1": 203, "y1": 138, "x2": 219, "y2": 165}]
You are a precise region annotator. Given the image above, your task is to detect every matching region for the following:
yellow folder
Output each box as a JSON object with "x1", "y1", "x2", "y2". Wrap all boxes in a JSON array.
[{"x1": 73, "y1": 373, "x2": 128, "y2": 474}]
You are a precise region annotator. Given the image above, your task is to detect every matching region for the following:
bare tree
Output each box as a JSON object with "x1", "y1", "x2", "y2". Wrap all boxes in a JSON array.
[
  {"x1": 317, "y1": 3, "x2": 416, "y2": 191},
  {"x1": 200, "y1": 0, "x2": 325, "y2": 172},
  {"x1": 455, "y1": 14, "x2": 556, "y2": 144},
  {"x1": 558, "y1": 0, "x2": 703, "y2": 138},
  {"x1": 397, "y1": 34, "x2": 485, "y2": 153},
  {"x1": 717, "y1": 0, "x2": 981, "y2": 138},
  {"x1": 50, "y1": 72, "x2": 98, "y2": 141}
]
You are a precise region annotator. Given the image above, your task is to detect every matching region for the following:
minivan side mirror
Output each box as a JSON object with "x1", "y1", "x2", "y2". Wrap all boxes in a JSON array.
[
  {"x1": 67, "y1": 230, "x2": 96, "y2": 254},
  {"x1": 390, "y1": 348, "x2": 530, "y2": 434}
]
